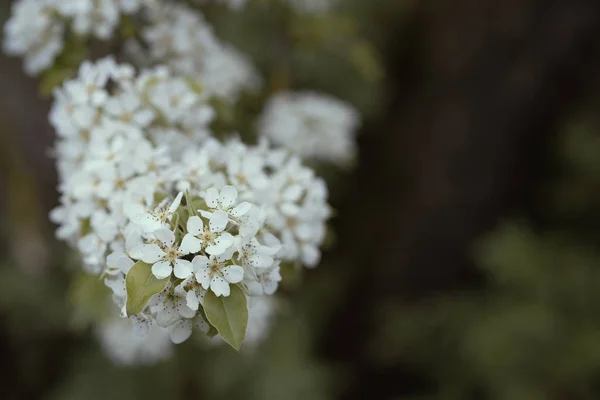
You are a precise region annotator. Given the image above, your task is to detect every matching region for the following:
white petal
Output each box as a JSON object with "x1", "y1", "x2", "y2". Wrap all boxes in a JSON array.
[
  {"x1": 280, "y1": 203, "x2": 299, "y2": 217},
  {"x1": 170, "y1": 320, "x2": 192, "y2": 344},
  {"x1": 177, "y1": 297, "x2": 196, "y2": 319},
  {"x1": 141, "y1": 244, "x2": 165, "y2": 263},
  {"x1": 221, "y1": 265, "x2": 244, "y2": 284},
  {"x1": 301, "y1": 244, "x2": 320, "y2": 268},
  {"x1": 174, "y1": 259, "x2": 193, "y2": 279},
  {"x1": 106, "y1": 251, "x2": 134, "y2": 272},
  {"x1": 282, "y1": 184, "x2": 303, "y2": 202},
  {"x1": 210, "y1": 276, "x2": 230, "y2": 297},
  {"x1": 157, "y1": 309, "x2": 179, "y2": 327},
  {"x1": 231, "y1": 202, "x2": 251, "y2": 218},
  {"x1": 209, "y1": 210, "x2": 229, "y2": 233},
  {"x1": 154, "y1": 228, "x2": 175, "y2": 247},
  {"x1": 199, "y1": 210, "x2": 213, "y2": 219},
  {"x1": 250, "y1": 254, "x2": 273, "y2": 269},
  {"x1": 152, "y1": 260, "x2": 173, "y2": 279},
  {"x1": 192, "y1": 255, "x2": 210, "y2": 270},
  {"x1": 195, "y1": 269, "x2": 211, "y2": 289},
  {"x1": 219, "y1": 185, "x2": 237, "y2": 209},
  {"x1": 204, "y1": 187, "x2": 219, "y2": 208},
  {"x1": 186, "y1": 215, "x2": 203, "y2": 235},
  {"x1": 194, "y1": 315, "x2": 210, "y2": 333},
  {"x1": 179, "y1": 234, "x2": 202, "y2": 255},
  {"x1": 296, "y1": 223, "x2": 313, "y2": 241},
  {"x1": 186, "y1": 290, "x2": 199, "y2": 311},
  {"x1": 205, "y1": 232, "x2": 235, "y2": 255},
  {"x1": 168, "y1": 191, "x2": 184, "y2": 213},
  {"x1": 132, "y1": 213, "x2": 162, "y2": 232}
]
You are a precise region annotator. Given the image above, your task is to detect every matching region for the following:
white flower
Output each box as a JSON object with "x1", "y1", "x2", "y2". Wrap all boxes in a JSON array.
[
  {"x1": 3, "y1": 0, "x2": 65, "y2": 75},
  {"x1": 141, "y1": 228, "x2": 192, "y2": 279},
  {"x1": 135, "y1": 3, "x2": 260, "y2": 103},
  {"x1": 236, "y1": 236, "x2": 279, "y2": 271},
  {"x1": 202, "y1": 185, "x2": 251, "y2": 221},
  {"x1": 149, "y1": 283, "x2": 195, "y2": 327},
  {"x1": 191, "y1": 254, "x2": 244, "y2": 297},
  {"x1": 258, "y1": 91, "x2": 360, "y2": 165},
  {"x1": 179, "y1": 213, "x2": 234, "y2": 256},
  {"x1": 176, "y1": 275, "x2": 207, "y2": 312},
  {"x1": 169, "y1": 314, "x2": 210, "y2": 344},
  {"x1": 132, "y1": 192, "x2": 183, "y2": 233},
  {"x1": 246, "y1": 262, "x2": 282, "y2": 296}
]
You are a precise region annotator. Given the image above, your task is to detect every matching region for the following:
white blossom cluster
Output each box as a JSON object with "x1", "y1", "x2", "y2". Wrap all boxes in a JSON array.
[
  {"x1": 136, "y1": 2, "x2": 262, "y2": 103},
  {"x1": 4, "y1": 0, "x2": 356, "y2": 361},
  {"x1": 49, "y1": 56, "x2": 214, "y2": 274},
  {"x1": 258, "y1": 91, "x2": 360, "y2": 165},
  {"x1": 49, "y1": 57, "x2": 331, "y2": 349},
  {"x1": 3, "y1": 0, "x2": 144, "y2": 75}
]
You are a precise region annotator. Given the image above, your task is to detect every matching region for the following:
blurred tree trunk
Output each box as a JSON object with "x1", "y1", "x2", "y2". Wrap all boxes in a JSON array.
[{"x1": 321, "y1": 0, "x2": 600, "y2": 398}]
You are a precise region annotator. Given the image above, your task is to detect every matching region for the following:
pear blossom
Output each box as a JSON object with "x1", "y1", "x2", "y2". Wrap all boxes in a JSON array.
[
  {"x1": 179, "y1": 213, "x2": 235, "y2": 256},
  {"x1": 149, "y1": 282, "x2": 196, "y2": 327},
  {"x1": 132, "y1": 192, "x2": 183, "y2": 233},
  {"x1": 202, "y1": 186, "x2": 252, "y2": 222},
  {"x1": 3, "y1": 0, "x2": 145, "y2": 76},
  {"x1": 192, "y1": 254, "x2": 244, "y2": 297},
  {"x1": 140, "y1": 228, "x2": 192, "y2": 279}
]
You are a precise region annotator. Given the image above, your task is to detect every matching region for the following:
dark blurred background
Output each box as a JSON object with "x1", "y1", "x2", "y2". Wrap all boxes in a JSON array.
[{"x1": 4, "y1": 0, "x2": 600, "y2": 399}]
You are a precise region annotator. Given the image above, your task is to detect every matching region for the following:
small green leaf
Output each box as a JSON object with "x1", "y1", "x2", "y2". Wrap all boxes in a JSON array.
[
  {"x1": 203, "y1": 285, "x2": 248, "y2": 350},
  {"x1": 125, "y1": 260, "x2": 169, "y2": 316}
]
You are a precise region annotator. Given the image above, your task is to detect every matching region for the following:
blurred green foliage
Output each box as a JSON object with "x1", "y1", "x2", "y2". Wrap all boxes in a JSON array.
[{"x1": 370, "y1": 119, "x2": 600, "y2": 400}]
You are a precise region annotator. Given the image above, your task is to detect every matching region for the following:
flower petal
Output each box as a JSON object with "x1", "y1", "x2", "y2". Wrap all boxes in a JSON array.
[
  {"x1": 106, "y1": 251, "x2": 134, "y2": 273},
  {"x1": 177, "y1": 297, "x2": 196, "y2": 319},
  {"x1": 192, "y1": 255, "x2": 209, "y2": 269},
  {"x1": 301, "y1": 244, "x2": 320, "y2": 268},
  {"x1": 221, "y1": 265, "x2": 244, "y2": 284},
  {"x1": 210, "y1": 276, "x2": 230, "y2": 297},
  {"x1": 170, "y1": 319, "x2": 192, "y2": 344},
  {"x1": 219, "y1": 185, "x2": 237, "y2": 209},
  {"x1": 174, "y1": 259, "x2": 193, "y2": 279},
  {"x1": 231, "y1": 202, "x2": 251, "y2": 218},
  {"x1": 179, "y1": 234, "x2": 202, "y2": 255},
  {"x1": 154, "y1": 228, "x2": 175, "y2": 247},
  {"x1": 152, "y1": 260, "x2": 173, "y2": 279},
  {"x1": 204, "y1": 187, "x2": 219, "y2": 208},
  {"x1": 132, "y1": 213, "x2": 162, "y2": 233},
  {"x1": 186, "y1": 290, "x2": 199, "y2": 311},
  {"x1": 209, "y1": 210, "x2": 229, "y2": 233},
  {"x1": 141, "y1": 244, "x2": 165, "y2": 263},
  {"x1": 186, "y1": 215, "x2": 203, "y2": 235},
  {"x1": 205, "y1": 232, "x2": 234, "y2": 256},
  {"x1": 157, "y1": 309, "x2": 179, "y2": 327},
  {"x1": 168, "y1": 191, "x2": 184, "y2": 213}
]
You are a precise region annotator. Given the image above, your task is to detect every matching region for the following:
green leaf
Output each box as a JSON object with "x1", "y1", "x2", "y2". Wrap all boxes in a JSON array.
[
  {"x1": 203, "y1": 285, "x2": 248, "y2": 350},
  {"x1": 125, "y1": 261, "x2": 169, "y2": 316}
]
